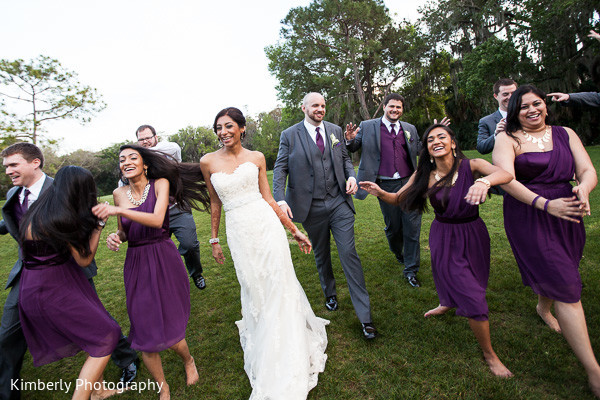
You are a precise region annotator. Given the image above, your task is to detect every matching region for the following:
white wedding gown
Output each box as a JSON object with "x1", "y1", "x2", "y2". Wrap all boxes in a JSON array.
[{"x1": 210, "y1": 161, "x2": 329, "y2": 400}]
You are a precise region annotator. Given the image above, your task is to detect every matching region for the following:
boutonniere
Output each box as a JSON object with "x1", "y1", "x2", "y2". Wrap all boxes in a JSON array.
[
  {"x1": 404, "y1": 129, "x2": 413, "y2": 143},
  {"x1": 330, "y1": 133, "x2": 341, "y2": 148}
]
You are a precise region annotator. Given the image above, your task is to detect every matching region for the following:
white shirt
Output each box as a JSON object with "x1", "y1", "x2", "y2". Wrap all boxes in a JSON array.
[
  {"x1": 303, "y1": 119, "x2": 326, "y2": 145},
  {"x1": 382, "y1": 116, "x2": 400, "y2": 135},
  {"x1": 19, "y1": 173, "x2": 47, "y2": 207},
  {"x1": 499, "y1": 109, "x2": 507, "y2": 119},
  {"x1": 153, "y1": 140, "x2": 182, "y2": 162}
]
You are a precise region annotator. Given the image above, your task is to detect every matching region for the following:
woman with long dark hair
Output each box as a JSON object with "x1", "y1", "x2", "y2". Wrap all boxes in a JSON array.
[
  {"x1": 18, "y1": 165, "x2": 121, "y2": 399},
  {"x1": 493, "y1": 84, "x2": 600, "y2": 395},
  {"x1": 93, "y1": 145, "x2": 210, "y2": 400},
  {"x1": 200, "y1": 107, "x2": 328, "y2": 400},
  {"x1": 360, "y1": 124, "x2": 513, "y2": 377}
]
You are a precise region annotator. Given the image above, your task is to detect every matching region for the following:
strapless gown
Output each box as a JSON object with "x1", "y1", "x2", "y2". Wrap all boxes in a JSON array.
[{"x1": 210, "y1": 161, "x2": 328, "y2": 400}]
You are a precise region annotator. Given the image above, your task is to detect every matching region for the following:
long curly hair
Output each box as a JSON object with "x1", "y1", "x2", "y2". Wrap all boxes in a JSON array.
[
  {"x1": 119, "y1": 144, "x2": 210, "y2": 212},
  {"x1": 398, "y1": 124, "x2": 467, "y2": 213},
  {"x1": 20, "y1": 166, "x2": 99, "y2": 258}
]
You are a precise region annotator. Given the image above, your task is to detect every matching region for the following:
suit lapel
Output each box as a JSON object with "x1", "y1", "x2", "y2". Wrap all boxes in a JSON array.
[
  {"x1": 376, "y1": 118, "x2": 382, "y2": 152},
  {"x1": 296, "y1": 122, "x2": 314, "y2": 168},
  {"x1": 2, "y1": 187, "x2": 21, "y2": 237}
]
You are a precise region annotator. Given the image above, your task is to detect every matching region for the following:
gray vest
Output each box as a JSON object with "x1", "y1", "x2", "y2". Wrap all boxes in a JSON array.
[{"x1": 310, "y1": 130, "x2": 342, "y2": 205}]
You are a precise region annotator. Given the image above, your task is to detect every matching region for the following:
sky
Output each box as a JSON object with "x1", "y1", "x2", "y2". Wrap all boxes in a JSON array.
[{"x1": 0, "y1": 0, "x2": 426, "y2": 154}]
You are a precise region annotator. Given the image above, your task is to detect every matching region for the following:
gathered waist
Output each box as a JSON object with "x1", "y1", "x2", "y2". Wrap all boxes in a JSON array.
[
  {"x1": 23, "y1": 253, "x2": 71, "y2": 269},
  {"x1": 434, "y1": 214, "x2": 479, "y2": 224},
  {"x1": 222, "y1": 192, "x2": 262, "y2": 212},
  {"x1": 128, "y1": 234, "x2": 170, "y2": 248}
]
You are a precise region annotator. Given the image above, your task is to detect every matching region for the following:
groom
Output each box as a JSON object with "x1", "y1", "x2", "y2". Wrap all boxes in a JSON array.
[{"x1": 272, "y1": 92, "x2": 376, "y2": 340}]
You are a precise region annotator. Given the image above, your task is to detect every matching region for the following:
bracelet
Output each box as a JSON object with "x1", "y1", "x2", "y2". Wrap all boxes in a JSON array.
[
  {"x1": 209, "y1": 238, "x2": 220, "y2": 245},
  {"x1": 544, "y1": 199, "x2": 550, "y2": 212},
  {"x1": 474, "y1": 178, "x2": 491, "y2": 188},
  {"x1": 531, "y1": 195, "x2": 542, "y2": 208}
]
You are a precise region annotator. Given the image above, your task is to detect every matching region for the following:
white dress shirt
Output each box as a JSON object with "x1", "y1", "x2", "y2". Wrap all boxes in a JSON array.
[{"x1": 19, "y1": 173, "x2": 47, "y2": 207}]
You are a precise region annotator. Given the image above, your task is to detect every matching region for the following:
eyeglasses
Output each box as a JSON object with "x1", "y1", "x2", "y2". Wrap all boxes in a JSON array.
[{"x1": 137, "y1": 135, "x2": 155, "y2": 143}]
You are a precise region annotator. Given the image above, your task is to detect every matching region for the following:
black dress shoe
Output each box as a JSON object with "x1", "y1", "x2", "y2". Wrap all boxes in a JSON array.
[
  {"x1": 120, "y1": 360, "x2": 138, "y2": 384},
  {"x1": 407, "y1": 275, "x2": 421, "y2": 288},
  {"x1": 325, "y1": 295, "x2": 338, "y2": 311},
  {"x1": 361, "y1": 323, "x2": 377, "y2": 340},
  {"x1": 193, "y1": 275, "x2": 206, "y2": 290}
]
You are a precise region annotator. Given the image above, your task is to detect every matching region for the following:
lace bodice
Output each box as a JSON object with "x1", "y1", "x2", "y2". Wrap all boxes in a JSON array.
[{"x1": 210, "y1": 162, "x2": 263, "y2": 212}]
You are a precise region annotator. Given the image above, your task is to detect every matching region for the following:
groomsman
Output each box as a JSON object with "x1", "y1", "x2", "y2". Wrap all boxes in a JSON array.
[
  {"x1": 135, "y1": 125, "x2": 207, "y2": 290},
  {"x1": 548, "y1": 91, "x2": 600, "y2": 108},
  {"x1": 345, "y1": 93, "x2": 422, "y2": 287},
  {"x1": 477, "y1": 78, "x2": 518, "y2": 154},
  {"x1": 273, "y1": 92, "x2": 376, "y2": 339},
  {"x1": 0, "y1": 143, "x2": 138, "y2": 399}
]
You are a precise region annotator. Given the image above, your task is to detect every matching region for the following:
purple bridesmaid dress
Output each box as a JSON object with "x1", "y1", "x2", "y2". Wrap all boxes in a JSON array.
[
  {"x1": 120, "y1": 179, "x2": 191, "y2": 352},
  {"x1": 19, "y1": 241, "x2": 120, "y2": 366},
  {"x1": 503, "y1": 126, "x2": 585, "y2": 303},
  {"x1": 428, "y1": 159, "x2": 490, "y2": 321}
]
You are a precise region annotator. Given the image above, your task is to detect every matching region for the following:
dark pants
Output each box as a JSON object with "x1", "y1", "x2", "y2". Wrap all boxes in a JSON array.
[
  {"x1": 0, "y1": 277, "x2": 137, "y2": 400},
  {"x1": 169, "y1": 206, "x2": 203, "y2": 278},
  {"x1": 376, "y1": 178, "x2": 422, "y2": 278},
  {"x1": 302, "y1": 198, "x2": 372, "y2": 323}
]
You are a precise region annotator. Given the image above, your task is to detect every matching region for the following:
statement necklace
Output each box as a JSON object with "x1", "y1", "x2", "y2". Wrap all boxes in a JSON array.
[
  {"x1": 434, "y1": 170, "x2": 458, "y2": 186},
  {"x1": 127, "y1": 182, "x2": 151, "y2": 206},
  {"x1": 523, "y1": 126, "x2": 551, "y2": 150}
]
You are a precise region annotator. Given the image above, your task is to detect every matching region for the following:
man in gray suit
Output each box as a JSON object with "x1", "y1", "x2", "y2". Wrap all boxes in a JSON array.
[
  {"x1": 0, "y1": 143, "x2": 137, "y2": 399},
  {"x1": 548, "y1": 91, "x2": 600, "y2": 107},
  {"x1": 272, "y1": 92, "x2": 376, "y2": 339},
  {"x1": 477, "y1": 78, "x2": 518, "y2": 154},
  {"x1": 345, "y1": 93, "x2": 423, "y2": 287}
]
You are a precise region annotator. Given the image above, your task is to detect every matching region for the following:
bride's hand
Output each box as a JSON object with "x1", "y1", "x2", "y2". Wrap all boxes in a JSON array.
[
  {"x1": 212, "y1": 243, "x2": 226, "y2": 264},
  {"x1": 293, "y1": 230, "x2": 312, "y2": 254}
]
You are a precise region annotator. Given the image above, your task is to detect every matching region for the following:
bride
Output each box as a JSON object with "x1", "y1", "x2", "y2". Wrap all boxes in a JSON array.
[{"x1": 199, "y1": 107, "x2": 329, "y2": 399}]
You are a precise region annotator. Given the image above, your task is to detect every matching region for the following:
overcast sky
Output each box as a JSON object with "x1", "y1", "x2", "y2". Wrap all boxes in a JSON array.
[{"x1": 0, "y1": 0, "x2": 425, "y2": 154}]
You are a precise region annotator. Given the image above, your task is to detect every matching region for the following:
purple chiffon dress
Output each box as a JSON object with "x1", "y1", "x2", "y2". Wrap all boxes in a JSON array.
[
  {"x1": 19, "y1": 241, "x2": 120, "y2": 366},
  {"x1": 428, "y1": 159, "x2": 490, "y2": 321},
  {"x1": 503, "y1": 126, "x2": 585, "y2": 303},
  {"x1": 121, "y1": 179, "x2": 191, "y2": 352}
]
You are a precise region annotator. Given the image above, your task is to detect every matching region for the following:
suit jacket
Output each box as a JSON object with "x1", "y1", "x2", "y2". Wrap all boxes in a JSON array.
[
  {"x1": 566, "y1": 92, "x2": 600, "y2": 108},
  {"x1": 272, "y1": 121, "x2": 356, "y2": 223},
  {"x1": 477, "y1": 110, "x2": 502, "y2": 154},
  {"x1": 346, "y1": 118, "x2": 420, "y2": 200},
  {"x1": 0, "y1": 176, "x2": 97, "y2": 289}
]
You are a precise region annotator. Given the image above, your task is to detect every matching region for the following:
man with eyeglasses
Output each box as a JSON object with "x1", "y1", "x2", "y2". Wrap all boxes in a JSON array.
[{"x1": 135, "y1": 125, "x2": 207, "y2": 290}]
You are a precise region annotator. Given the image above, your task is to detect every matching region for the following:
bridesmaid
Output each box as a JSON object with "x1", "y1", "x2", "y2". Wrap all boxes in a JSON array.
[
  {"x1": 360, "y1": 124, "x2": 513, "y2": 377},
  {"x1": 493, "y1": 84, "x2": 600, "y2": 396},
  {"x1": 19, "y1": 166, "x2": 121, "y2": 400},
  {"x1": 93, "y1": 145, "x2": 210, "y2": 400}
]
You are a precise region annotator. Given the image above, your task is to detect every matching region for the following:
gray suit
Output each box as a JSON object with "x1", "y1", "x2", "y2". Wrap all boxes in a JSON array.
[
  {"x1": 477, "y1": 110, "x2": 502, "y2": 154},
  {"x1": 346, "y1": 118, "x2": 421, "y2": 277},
  {"x1": 566, "y1": 92, "x2": 600, "y2": 107},
  {"x1": 0, "y1": 177, "x2": 135, "y2": 400},
  {"x1": 273, "y1": 121, "x2": 372, "y2": 323}
]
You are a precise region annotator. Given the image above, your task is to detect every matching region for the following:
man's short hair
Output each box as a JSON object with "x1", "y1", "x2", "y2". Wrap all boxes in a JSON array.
[
  {"x1": 493, "y1": 79, "x2": 518, "y2": 95},
  {"x1": 0, "y1": 142, "x2": 44, "y2": 169},
  {"x1": 135, "y1": 124, "x2": 156, "y2": 138},
  {"x1": 383, "y1": 93, "x2": 405, "y2": 107}
]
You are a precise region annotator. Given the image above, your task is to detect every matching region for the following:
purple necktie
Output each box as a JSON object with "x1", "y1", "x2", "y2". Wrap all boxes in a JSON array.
[
  {"x1": 316, "y1": 127, "x2": 325, "y2": 154},
  {"x1": 390, "y1": 124, "x2": 397, "y2": 135},
  {"x1": 22, "y1": 188, "x2": 30, "y2": 211}
]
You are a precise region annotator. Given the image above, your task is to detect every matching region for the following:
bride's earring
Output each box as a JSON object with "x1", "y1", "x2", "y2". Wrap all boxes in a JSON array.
[{"x1": 430, "y1": 156, "x2": 434, "y2": 163}]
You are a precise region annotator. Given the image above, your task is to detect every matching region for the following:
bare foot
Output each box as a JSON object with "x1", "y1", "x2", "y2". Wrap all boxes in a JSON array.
[
  {"x1": 424, "y1": 305, "x2": 452, "y2": 318},
  {"x1": 185, "y1": 357, "x2": 199, "y2": 386},
  {"x1": 159, "y1": 383, "x2": 170, "y2": 400},
  {"x1": 483, "y1": 354, "x2": 513, "y2": 378},
  {"x1": 91, "y1": 385, "x2": 125, "y2": 400},
  {"x1": 536, "y1": 304, "x2": 562, "y2": 333},
  {"x1": 588, "y1": 371, "x2": 600, "y2": 398}
]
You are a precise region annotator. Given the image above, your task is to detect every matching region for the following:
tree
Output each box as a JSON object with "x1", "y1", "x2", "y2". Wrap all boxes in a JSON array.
[
  {"x1": 245, "y1": 108, "x2": 284, "y2": 169},
  {"x1": 0, "y1": 55, "x2": 106, "y2": 144},
  {"x1": 266, "y1": 0, "x2": 431, "y2": 126},
  {"x1": 168, "y1": 126, "x2": 220, "y2": 163}
]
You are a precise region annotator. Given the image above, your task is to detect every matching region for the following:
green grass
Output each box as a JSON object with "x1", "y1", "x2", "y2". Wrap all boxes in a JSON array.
[{"x1": 2, "y1": 147, "x2": 600, "y2": 399}]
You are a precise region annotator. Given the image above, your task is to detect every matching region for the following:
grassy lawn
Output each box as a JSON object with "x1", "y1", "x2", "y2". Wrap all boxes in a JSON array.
[{"x1": 1, "y1": 147, "x2": 600, "y2": 399}]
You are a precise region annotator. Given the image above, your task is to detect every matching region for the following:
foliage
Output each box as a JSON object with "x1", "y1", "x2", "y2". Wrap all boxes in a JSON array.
[
  {"x1": 0, "y1": 55, "x2": 106, "y2": 144},
  {"x1": 266, "y1": 0, "x2": 433, "y2": 126},
  {"x1": 93, "y1": 141, "x2": 129, "y2": 196},
  {"x1": 168, "y1": 126, "x2": 220, "y2": 163},
  {"x1": 244, "y1": 108, "x2": 284, "y2": 169}
]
